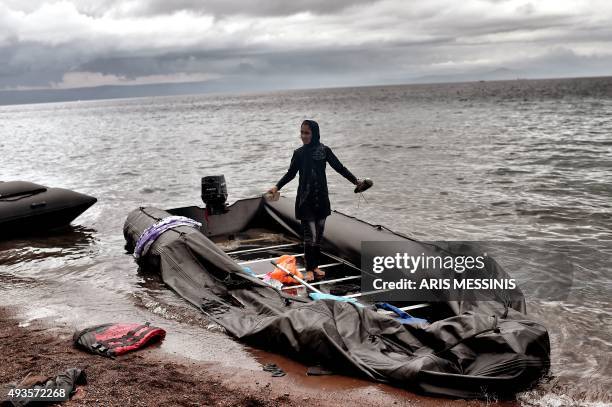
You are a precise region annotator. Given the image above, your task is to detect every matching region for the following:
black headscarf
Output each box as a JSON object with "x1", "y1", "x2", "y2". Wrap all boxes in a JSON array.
[
  {"x1": 300, "y1": 120, "x2": 326, "y2": 208},
  {"x1": 302, "y1": 119, "x2": 320, "y2": 147}
]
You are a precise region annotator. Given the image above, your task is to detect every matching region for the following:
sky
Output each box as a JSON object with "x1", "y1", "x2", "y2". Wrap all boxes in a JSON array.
[{"x1": 1, "y1": 0, "x2": 611, "y2": 93}]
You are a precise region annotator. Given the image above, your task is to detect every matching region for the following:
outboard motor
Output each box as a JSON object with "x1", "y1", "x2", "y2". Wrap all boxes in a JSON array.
[{"x1": 201, "y1": 175, "x2": 228, "y2": 215}]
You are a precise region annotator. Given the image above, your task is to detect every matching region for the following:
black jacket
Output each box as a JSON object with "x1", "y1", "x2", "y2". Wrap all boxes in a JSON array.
[{"x1": 276, "y1": 143, "x2": 358, "y2": 220}]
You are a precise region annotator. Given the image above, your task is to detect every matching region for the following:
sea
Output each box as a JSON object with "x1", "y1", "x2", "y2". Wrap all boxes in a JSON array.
[{"x1": 1, "y1": 77, "x2": 611, "y2": 406}]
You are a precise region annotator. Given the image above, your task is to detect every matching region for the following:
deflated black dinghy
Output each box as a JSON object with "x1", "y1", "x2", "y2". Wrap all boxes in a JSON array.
[
  {"x1": 0, "y1": 181, "x2": 97, "y2": 237},
  {"x1": 123, "y1": 179, "x2": 550, "y2": 399}
]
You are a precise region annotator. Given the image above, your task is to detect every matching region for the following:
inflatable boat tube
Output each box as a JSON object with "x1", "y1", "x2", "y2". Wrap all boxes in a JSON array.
[
  {"x1": 0, "y1": 181, "x2": 97, "y2": 237},
  {"x1": 123, "y1": 198, "x2": 551, "y2": 399}
]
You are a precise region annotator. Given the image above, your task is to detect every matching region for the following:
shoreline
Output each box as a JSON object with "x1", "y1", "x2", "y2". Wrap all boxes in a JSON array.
[
  {"x1": 0, "y1": 306, "x2": 508, "y2": 407},
  {"x1": 0, "y1": 307, "x2": 293, "y2": 406}
]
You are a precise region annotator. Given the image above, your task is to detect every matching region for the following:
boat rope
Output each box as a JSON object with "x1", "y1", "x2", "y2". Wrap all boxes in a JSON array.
[{"x1": 133, "y1": 214, "x2": 202, "y2": 259}]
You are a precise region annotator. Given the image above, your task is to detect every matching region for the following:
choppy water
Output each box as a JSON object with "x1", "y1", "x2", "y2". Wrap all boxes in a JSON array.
[{"x1": 1, "y1": 77, "x2": 611, "y2": 406}]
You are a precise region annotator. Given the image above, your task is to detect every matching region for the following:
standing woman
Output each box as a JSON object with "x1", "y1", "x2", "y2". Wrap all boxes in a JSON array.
[{"x1": 268, "y1": 120, "x2": 370, "y2": 282}]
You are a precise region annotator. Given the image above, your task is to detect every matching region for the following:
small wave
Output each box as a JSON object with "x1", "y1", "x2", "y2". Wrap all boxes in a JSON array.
[
  {"x1": 490, "y1": 167, "x2": 532, "y2": 176},
  {"x1": 0, "y1": 228, "x2": 96, "y2": 266},
  {"x1": 140, "y1": 187, "x2": 166, "y2": 194},
  {"x1": 119, "y1": 171, "x2": 140, "y2": 177}
]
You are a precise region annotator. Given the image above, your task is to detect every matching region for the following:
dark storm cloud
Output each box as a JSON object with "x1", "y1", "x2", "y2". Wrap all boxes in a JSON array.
[
  {"x1": 131, "y1": 0, "x2": 382, "y2": 17},
  {"x1": 73, "y1": 34, "x2": 457, "y2": 81},
  {"x1": 74, "y1": 47, "x2": 397, "y2": 81},
  {"x1": 1, "y1": 0, "x2": 611, "y2": 94},
  {"x1": 76, "y1": 52, "x2": 253, "y2": 79},
  {"x1": 0, "y1": 41, "x2": 83, "y2": 88},
  {"x1": 429, "y1": 14, "x2": 575, "y2": 38},
  {"x1": 65, "y1": 0, "x2": 381, "y2": 18}
]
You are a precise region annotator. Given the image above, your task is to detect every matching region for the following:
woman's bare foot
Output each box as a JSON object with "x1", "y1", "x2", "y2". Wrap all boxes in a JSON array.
[{"x1": 313, "y1": 268, "x2": 325, "y2": 280}]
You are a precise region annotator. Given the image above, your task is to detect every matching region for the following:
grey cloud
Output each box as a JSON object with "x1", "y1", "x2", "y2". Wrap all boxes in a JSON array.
[
  {"x1": 140, "y1": 0, "x2": 381, "y2": 17},
  {"x1": 76, "y1": 50, "x2": 261, "y2": 78},
  {"x1": 425, "y1": 13, "x2": 577, "y2": 39},
  {"x1": 70, "y1": 0, "x2": 382, "y2": 17},
  {"x1": 2, "y1": 33, "x2": 609, "y2": 91},
  {"x1": 0, "y1": 41, "x2": 80, "y2": 88},
  {"x1": 38, "y1": 44, "x2": 423, "y2": 89},
  {"x1": 2, "y1": 0, "x2": 611, "y2": 94}
]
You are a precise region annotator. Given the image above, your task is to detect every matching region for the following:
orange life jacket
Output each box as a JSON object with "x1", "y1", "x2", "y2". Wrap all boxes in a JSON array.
[{"x1": 269, "y1": 254, "x2": 303, "y2": 284}]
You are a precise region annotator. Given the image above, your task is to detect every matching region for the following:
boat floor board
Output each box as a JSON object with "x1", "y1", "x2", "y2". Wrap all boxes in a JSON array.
[{"x1": 218, "y1": 227, "x2": 430, "y2": 317}]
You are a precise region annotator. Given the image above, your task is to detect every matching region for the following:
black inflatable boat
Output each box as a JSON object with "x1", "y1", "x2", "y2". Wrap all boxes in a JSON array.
[
  {"x1": 0, "y1": 181, "x2": 97, "y2": 237},
  {"x1": 123, "y1": 180, "x2": 550, "y2": 399}
]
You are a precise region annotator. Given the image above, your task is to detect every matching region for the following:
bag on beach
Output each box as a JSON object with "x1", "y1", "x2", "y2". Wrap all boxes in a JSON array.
[{"x1": 73, "y1": 322, "x2": 166, "y2": 358}]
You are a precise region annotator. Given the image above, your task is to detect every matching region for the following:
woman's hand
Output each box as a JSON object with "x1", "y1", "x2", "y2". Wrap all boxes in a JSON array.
[
  {"x1": 354, "y1": 178, "x2": 373, "y2": 193},
  {"x1": 265, "y1": 186, "x2": 280, "y2": 201}
]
